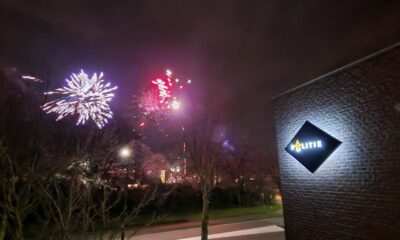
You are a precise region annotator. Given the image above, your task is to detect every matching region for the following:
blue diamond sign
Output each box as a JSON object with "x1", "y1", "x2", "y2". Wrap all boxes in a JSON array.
[{"x1": 285, "y1": 121, "x2": 342, "y2": 173}]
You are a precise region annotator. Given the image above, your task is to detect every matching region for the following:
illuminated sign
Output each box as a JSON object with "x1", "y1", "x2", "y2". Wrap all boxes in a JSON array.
[
  {"x1": 290, "y1": 139, "x2": 322, "y2": 152},
  {"x1": 285, "y1": 121, "x2": 342, "y2": 173}
]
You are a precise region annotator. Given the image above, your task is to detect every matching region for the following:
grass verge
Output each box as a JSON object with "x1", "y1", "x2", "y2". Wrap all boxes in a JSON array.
[{"x1": 129, "y1": 204, "x2": 282, "y2": 227}]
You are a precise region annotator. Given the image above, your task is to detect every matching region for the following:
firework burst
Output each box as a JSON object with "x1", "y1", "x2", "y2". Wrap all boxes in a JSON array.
[
  {"x1": 132, "y1": 69, "x2": 191, "y2": 131},
  {"x1": 42, "y1": 70, "x2": 117, "y2": 129}
]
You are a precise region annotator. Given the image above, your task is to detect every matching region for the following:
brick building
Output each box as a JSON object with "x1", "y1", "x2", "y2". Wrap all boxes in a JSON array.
[{"x1": 273, "y1": 42, "x2": 400, "y2": 239}]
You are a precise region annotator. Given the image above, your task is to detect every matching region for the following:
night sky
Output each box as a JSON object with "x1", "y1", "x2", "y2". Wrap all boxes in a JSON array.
[{"x1": 1, "y1": 0, "x2": 400, "y2": 152}]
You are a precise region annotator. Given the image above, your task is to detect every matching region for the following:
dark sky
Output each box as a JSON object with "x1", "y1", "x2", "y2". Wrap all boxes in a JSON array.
[{"x1": 1, "y1": 0, "x2": 400, "y2": 151}]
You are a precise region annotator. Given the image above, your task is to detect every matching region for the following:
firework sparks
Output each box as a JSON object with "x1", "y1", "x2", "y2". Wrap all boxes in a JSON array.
[
  {"x1": 150, "y1": 69, "x2": 189, "y2": 110},
  {"x1": 132, "y1": 69, "x2": 191, "y2": 132},
  {"x1": 42, "y1": 70, "x2": 117, "y2": 129},
  {"x1": 21, "y1": 75, "x2": 43, "y2": 82},
  {"x1": 151, "y1": 78, "x2": 171, "y2": 104}
]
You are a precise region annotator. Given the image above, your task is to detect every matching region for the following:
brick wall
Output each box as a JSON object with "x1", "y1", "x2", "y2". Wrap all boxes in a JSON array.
[{"x1": 273, "y1": 43, "x2": 400, "y2": 240}]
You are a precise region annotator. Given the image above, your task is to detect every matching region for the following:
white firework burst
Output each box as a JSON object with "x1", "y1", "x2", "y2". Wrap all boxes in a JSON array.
[{"x1": 42, "y1": 70, "x2": 117, "y2": 129}]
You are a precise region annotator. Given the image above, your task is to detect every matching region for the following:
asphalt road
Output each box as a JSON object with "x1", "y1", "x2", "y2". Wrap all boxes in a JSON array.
[{"x1": 128, "y1": 218, "x2": 285, "y2": 240}]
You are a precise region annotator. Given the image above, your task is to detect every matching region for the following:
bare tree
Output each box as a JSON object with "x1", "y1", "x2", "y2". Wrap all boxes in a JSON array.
[
  {"x1": 0, "y1": 66, "x2": 179, "y2": 239},
  {"x1": 186, "y1": 111, "x2": 222, "y2": 240},
  {"x1": 0, "y1": 141, "x2": 40, "y2": 240}
]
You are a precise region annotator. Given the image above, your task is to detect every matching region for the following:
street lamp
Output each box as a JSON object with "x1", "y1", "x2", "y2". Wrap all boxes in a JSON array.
[
  {"x1": 119, "y1": 146, "x2": 132, "y2": 159},
  {"x1": 119, "y1": 146, "x2": 132, "y2": 240}
]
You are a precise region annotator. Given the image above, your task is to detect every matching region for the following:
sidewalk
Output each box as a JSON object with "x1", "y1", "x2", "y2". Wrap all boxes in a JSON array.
[
  {"x1": 102, "y1": 209, "x2": 284, "y2": 239},
  {"x1": 127, "y1": 217, "x2": 285, "y2": 240},
  {"x1": 133, "y1": 213, "x2": 284, "y2": 236}
]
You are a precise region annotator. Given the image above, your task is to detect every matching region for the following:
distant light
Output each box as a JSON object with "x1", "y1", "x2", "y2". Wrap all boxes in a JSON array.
[
  {"x1": 187, "y1": 79, "x2": 191, "y2": 84},
  {"x1": 139, "y1": 122, "x2": 145, "y2": 127},
  {"x1": 171, "y1": 166, "x2": 181, "y2": 173},
  {"x1": 166, "y1": 69, "x2": 172, "y2": 77},
  {"x1": 128, "y1": 183, "x2": 139, "y2": 189},
  {"x1": 274, "y1": 192, "x2": 282, "y2": 203},
  {"x1": 175, "y1": 78, "x2": 179, "y2": 83},
  {"x1": 119, "y1": 146, "x2": 132, "y2": 159},
  {"x1": 160, "y1": 170, "x2": 166, "y2": 183}
]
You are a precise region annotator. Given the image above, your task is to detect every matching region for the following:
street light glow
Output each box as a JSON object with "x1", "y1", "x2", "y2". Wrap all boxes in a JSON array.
[{"x1": 119, "y1": 146, "x2": 132, "y2": 158}]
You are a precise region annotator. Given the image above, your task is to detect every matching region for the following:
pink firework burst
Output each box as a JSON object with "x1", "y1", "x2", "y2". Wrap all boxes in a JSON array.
[{"x1": 132, "y1": 69, "x2": 191, "y2": 131}]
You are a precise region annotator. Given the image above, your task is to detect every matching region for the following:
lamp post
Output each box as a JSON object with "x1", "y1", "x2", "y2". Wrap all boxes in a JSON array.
[{"x1": 119, "y1": 146, "x2": 132, "y2": 240}]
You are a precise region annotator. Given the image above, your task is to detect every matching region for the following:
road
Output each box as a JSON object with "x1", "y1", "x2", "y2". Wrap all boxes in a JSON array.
[{"x1": 128, "y1": 218, "x2": 285, "y2": 240}]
